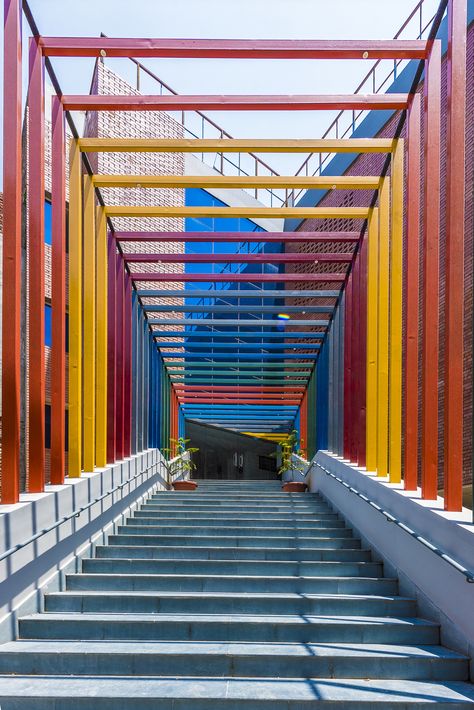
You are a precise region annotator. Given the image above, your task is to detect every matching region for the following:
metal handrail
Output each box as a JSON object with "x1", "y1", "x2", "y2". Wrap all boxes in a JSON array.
[
  {"x1": 0, "y1": 459, "x2": 165, "y2": 564},
  {"x1": 313, "y1": 461, "x2": 474, "y2": 584},
  {"x1": 287, "y1": 0, "x2": 440, "y2": 206}
]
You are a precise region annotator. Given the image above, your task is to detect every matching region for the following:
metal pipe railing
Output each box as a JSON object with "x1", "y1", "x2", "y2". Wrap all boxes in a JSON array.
[{"x1": 313, "y1": 460, "x2": 474, "y2": 584}]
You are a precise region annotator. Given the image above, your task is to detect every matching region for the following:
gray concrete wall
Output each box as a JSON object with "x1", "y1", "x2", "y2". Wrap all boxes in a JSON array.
[{"x1": 306, "y1": 451, "x2": 474, "y2": 677}]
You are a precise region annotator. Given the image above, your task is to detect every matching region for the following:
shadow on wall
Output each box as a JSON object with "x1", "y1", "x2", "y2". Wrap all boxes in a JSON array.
[{"x1": 185, "y1": 421, "x2": 279, "y2": 480}]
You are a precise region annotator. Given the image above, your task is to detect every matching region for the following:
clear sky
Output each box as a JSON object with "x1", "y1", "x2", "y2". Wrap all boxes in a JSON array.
[{"x1": 1, "y1": 0, "x2": 440, "y2": 175}]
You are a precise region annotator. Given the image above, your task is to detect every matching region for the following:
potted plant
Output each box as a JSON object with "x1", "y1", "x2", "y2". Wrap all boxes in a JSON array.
[
  {"x1": 277, "y1": 430, "x2": 308, "y2": 492},
  {"x1": 162, "y1": 437, "x2": 199, "y2": 490}
]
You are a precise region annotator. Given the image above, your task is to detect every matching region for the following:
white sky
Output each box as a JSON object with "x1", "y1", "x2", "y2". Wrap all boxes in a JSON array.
[{"x1": 0, "y1": 0, "x2": 440, "y2": 176}]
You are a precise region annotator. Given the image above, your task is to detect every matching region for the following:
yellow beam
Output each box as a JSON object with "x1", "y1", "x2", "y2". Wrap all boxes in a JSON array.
[
  {"x1": 377, "y1": 177, "x2": 390, "y2": 478},
  {"x1": 92, "y1": 174, "x2": 381, "y2": 190},
  {"x1": 95, "y1": 206, "x2": 108, "y2": 469},
  {"x1": 83, "y1": 175, "x2": 96, "y2": 472},
  {"x1": 68, "y1": 140, "x2": 82, "y2": 477},
  {"x1": 389, "y1": 140, "x2": 404, "y2": 483},
  {"x1": 78, "y1": 138, "x2": 395, "y2": 154},
  {"x1": 104, "y1": 206, "x2": 370, "y2": 219},
  {"x1": 366, "y1": 207, "x2": 379, "y2": 473}
]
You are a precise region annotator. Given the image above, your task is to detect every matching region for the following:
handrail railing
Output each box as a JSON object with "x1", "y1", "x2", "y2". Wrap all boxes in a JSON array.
[
  {"x1": 313, "y1": 461, "x2": 474, "y2": 584},
  {"x1": 0, "y1": 459, "x2": 164, "y2": 564},
  {"x1": 286, "y1": 0, "x2": 441, "y2": 206}
]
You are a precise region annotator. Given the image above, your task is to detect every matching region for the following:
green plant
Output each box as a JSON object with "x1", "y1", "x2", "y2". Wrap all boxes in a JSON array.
[
  {"x1": 276, "y1": 430, "x2": 307, "y2": 478},
  {"x1": 162, "y1": 437, "x2": 199, "y2": 488}
]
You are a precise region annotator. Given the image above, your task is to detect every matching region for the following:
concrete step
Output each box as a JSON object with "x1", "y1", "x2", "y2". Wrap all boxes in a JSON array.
[
  {"x1": 107, "y1": 534, "x2": 362, "y2": 549},
  {"x1": 0, "y1": 640, "x2": 467, "y2": 680},
  {"x1": 44, "y1": 591, "x2": 414, "y2": 616},
  {"x1": 95, "y1": 544, "x2": 369, "y2": 561},
  {"x1": 135, "y1": 509, "x2": 340, "y2": 522},
  {"x1": 141, "y1": 503, "x2": 332, "y2": 514},
  {"x1": 2, "y1": 676, "x2": 474, "y2": 709},
  {"x1": 65, "y1": 572, "x2": 397, "y2": 595},
  {"x1": 121, "y1": 520, "x2": 348, "y2": 534},
  {"x1": 82, "y1": 557, "x2": 381, "y2": 577},
  {"x1": 149, "y1": 493, "x2": 316, "y2": 500},
  {"x1": 19, "y1": 612, "x2": 440, "y2": 644}
]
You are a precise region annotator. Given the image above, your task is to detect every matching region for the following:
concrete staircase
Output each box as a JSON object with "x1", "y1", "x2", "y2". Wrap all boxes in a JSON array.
[{"x1": 0, "y1": 479, "x2": 473, "y2": 707}]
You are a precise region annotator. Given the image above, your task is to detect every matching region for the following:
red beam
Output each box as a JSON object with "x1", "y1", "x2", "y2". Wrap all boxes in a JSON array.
[
  {"x1": 173, "y1": 386, "x2": 306, "y2": 393},
  {"x1": 179, "y1": 398, "x2": 302, "y2": 405},
  {"x1": 444, "y1": 0, "x2": 467, "y2": 512},
  {"x1": 130, "y1": 273, "x2": 346, "y2": 283},
  {"x1": 404, "y1": 93, "x2": 421, "y2": 491},
  {"x1": 61, "y1": 94, "x2": 410, "y2": 112},
  {"x1": 50, "y1": 97, "x2": 66, "y2": 485},
  {"x1": 1, "y1": 0, "x2": 22, "y2": 502},
  {"x1": 421, "y1": 40, "x2": 441, "y2": 500},
  {"x1": 39, "y1": 37, "x2": 429, "y2": 59},
  {"x1": 115, "y1": 231, "x2": 360, "y2": 243},
  {"x1": 124, "y1": 253, "x2": 352, "y2": 264},
  {"x1": 27, "y1": 37, "x2": 45, "y2": 493}
]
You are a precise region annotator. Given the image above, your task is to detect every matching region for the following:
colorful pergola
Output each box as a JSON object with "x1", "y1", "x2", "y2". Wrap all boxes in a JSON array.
[{"x1": 1, "y1": 0, "x2": 467, "y2": 512}]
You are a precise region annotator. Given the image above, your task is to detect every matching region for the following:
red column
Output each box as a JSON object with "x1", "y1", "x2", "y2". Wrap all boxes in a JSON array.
[
  {"x1": 404, "y1": 93, "x2": 421, "y2": 491},
  {"x1": 421, "y1": 40, "x2": 441, "y2": 500},
  {"x1": 27, "y1": 37, "x2": 46, "y2": 492},
  {"x1": 444, "y1": 0, "x2": 467, "y2": 511},
  {"x1": 50, "y1": 97, "x2": 66, "y2": 485}
]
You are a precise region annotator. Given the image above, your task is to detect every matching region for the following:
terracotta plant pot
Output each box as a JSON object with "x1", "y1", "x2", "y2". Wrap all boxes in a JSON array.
[
  {"x1": 172, "y1": 480, "x2": 198, "y2": 491},
  {"x1": 281, "y1": 481, "x2": 307, "y2": 493}
]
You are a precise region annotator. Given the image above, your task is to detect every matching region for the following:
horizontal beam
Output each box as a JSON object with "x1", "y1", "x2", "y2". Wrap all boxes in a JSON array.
[
  {"x1": 147, "y1": 305, "x2": 333, "y2": 314},
  {"x1": 139, "y1": 289, "x2": 340, "y2": 298},
  {"x1": 169, "y1": 371, "x2": 312, "y2": 376},
  {"x1": 40, "y1": 38, "x2": 428, "y2": 59},
  {"x1": 150, "y1": 318, "x2": 328, "y2": 326},
  {"x1": 178, "y1": 398, "x2": 302, "y2": 404},
  {"x1": 120, "y1": 232, "x2": 359, "y2": 244},
  {"x1": 182, "y1": 404, "x2": 297, "y2": 409},
  {"x1": 166, "y1": 362, "x2": 313, "y2": 368},
  {"x1": 162, "y1": 353, "x2": 318, "y2": 359},
  {"x1": 106, "y1": 206, "x2": 369, "y2": 218},
  {"x1": 174, "y1": 379, "x2": 307, "y2": 386},
  {"x1": 157, "y1": 343, "x2": 321, "y2": 349},
  {"x1": 93, "y1": 174, "x2": 380, "y2": 189},
  {"x1": 124, "y1": 252, "x2": 353, "y2": 263},
  {"x1": 62, "y1": 94, "x2": 409, "y2": 112},
  {"x1": 152, "y1": 331, "x2": 326, "y2": 339},
  {"x1": 173, "y1": 386, "x2": 305, "y2": 392},
  {"x1": 131, "y1": 273, "x2": 345, "y2": 283}
]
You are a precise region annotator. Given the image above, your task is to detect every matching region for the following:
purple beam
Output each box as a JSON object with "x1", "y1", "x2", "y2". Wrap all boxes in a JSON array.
[
  {"x1": 115, "y1": 231, "x2": 360, "y2": 243},
  {"x1": 123, "y1": 253, "x2": 353, "y2": 264}
]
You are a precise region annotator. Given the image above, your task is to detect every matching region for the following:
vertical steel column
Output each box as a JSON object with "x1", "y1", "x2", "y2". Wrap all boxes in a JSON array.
[
  {"x1": 343, "y1": 275, "x2": 353, "y2": 460},
  {"x1": 389, "y1": 140, "x2": 404, "y2": 483},
  {"x1": 83, "y1": 176, "x2": 96, "y2": 472},
  {"x1": 106, "y1": 233, "x2": 116, "y2": 463},
  {"x1": 377, "y1": 178, "x2": 390, "y2": 476},
  {"x1": 444, "y1": 0, "x2": 467, "y2": 511},
  {"x1": 422, "y1": 40, "x2": 441, "y2": 499},
  {"x1": 351, "y1": 256, "x2": 360, "y2": 463},
  {"x1": 366, "y1": 208, "x2": 379, "y2": 472},
  {"x1": 27, "y1": 37, "x2": 45, "y2": 491},
  {"x1": 2, "y1": 0, "x2": 23, "y2": 502},
  {"x1": 68, "y1": 140, "x2": 83, "y2": 478},
  {"x1": 131, "y1": 292, "x2": 138, "y2": 455},
  {"x1": 95, "y1": 207, "x2": 107, "y2": 468},
  {"x1": 143, "y1": 317, "x2": 149, "y2": 448},
  {"x1": 115, "y1": 255, "x2": 125, "y2": 460},
  {"x1": 123, "y1": 273, "x2": 132, "y2": 458},
  {"x1": 338, "y1": 294, "x2": 345, "y2": 455},
  {"x1": 327, "y1": 323, "x2": 334, "y2": 451},
  {"x1": 405, "y1": 94, "x2": 421, "y2": 490},
  {"x1": 358, "y1": 230, "x2": 368, "y2": 469},
  {"x1": 50, "y1": 97, "x2": 66, "y2": 485},
  {"x1": 137, "y1": 307, "x2": 143, "y2": 452},
  {"x1": 300, "y1": 390, "x2": 308, "y2": 457}
]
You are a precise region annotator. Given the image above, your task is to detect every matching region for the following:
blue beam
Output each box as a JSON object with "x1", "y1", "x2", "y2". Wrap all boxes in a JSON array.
[{"x1": 152, "y1": 331, "x2": 325, "y2": 339}]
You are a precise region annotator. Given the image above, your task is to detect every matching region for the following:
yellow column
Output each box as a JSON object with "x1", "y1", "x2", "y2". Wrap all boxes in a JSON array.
[
  {"x1": 389, "y1": 140, "x2": 404, "y2": 483},
  {"x1": 377, "y1": 177, "x2": 390, "y2": 477},
  {"x1": 95, "y1": 206, "x2": 108, "y2": 468},
  {"x1": 366, "y1": 207, "x2": 379, "y2": 472},
  {"x1": 83, "y1": 175, "x2": 96, "y2": 471},
  {"x1": 68, "y1": 140, "x2": 82, "y2": 477}
]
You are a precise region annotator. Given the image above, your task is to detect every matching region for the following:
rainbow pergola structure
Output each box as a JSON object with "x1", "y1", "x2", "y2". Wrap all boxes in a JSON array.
[{"x1": 1, "y1": 0, "x2": 467, "y2": 513}]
